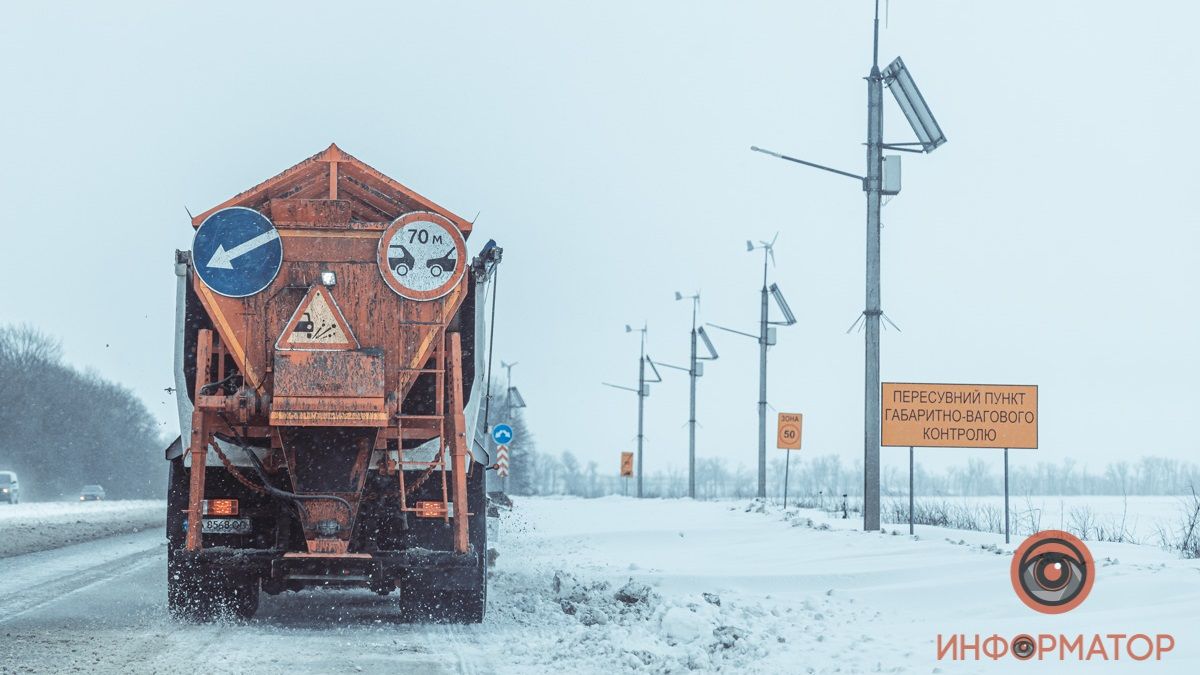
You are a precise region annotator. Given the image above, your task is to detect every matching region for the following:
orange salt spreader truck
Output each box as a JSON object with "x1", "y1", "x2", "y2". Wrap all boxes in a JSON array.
[{"x1": 164, "y1": 145, "x2": 502, "y2": 622}]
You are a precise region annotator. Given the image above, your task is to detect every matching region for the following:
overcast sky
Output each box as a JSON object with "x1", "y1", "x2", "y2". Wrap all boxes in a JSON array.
[{"x1": 1, "y1": 1, "x2": 1196, "y2": 481}]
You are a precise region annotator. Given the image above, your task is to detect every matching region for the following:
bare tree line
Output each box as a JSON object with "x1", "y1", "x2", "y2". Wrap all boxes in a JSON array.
[
  {"x1": 505, "y1": 446, "x2": 1200, "y2": 499},
  {"x1": 0, "y1": 325, "x2": 166, "y2": 500}
]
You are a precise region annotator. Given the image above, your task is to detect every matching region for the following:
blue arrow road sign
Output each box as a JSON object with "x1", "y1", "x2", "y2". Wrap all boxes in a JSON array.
[
  {"x1": 492, "y1": 423, "x2": 514, "y2": 445},
  {"x1": 192, "y1": 207, "x2": 283, "y2": 298}
]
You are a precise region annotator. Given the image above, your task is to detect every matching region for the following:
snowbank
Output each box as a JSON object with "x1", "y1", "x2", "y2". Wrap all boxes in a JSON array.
[
  {"x1": 485, "y1": 496, "x2": 1200, "y2": 673},
  {"x1": 0, "y1": 500, "x2": 165, "y2": 557}
]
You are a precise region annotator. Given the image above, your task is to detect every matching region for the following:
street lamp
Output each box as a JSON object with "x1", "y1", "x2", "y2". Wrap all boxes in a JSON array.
[
  {"x1": 749, "y1": 0, "x2": 945, "y2": 530},
  {"x1": 708, "y1": 237, "x2": 796, "y2": 499},
  {"x1": 652, "y1": 292, "x2": 718, "y2": 499},
  {"x1": 602, "y1": 324, "x2": 661, "y2": 498}
]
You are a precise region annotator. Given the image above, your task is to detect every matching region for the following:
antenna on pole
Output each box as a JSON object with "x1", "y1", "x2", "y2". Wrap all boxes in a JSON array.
[
  {"x1": 741, "y1": 235, "x2": 796, "y2": 499},
  {"x1": 873, "y1": 0, "x2": 881, "y2": 69}
]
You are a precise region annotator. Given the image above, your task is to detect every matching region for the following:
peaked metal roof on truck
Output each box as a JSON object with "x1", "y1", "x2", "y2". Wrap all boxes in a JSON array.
[{"x1": 190, "y1": 144, "x2": 471, "y2": 232}]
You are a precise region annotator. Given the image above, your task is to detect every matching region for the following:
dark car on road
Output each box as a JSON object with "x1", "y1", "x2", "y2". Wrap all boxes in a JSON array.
[
  {"x1": 80, "y1": 484, "x2": 106, "y2": 501},
  {"x1": 426, "y1": 248, "x2": 457, "y2": 277},
  {"x1": 0, "y1": 471, "x2": 18, "y2": 504}
]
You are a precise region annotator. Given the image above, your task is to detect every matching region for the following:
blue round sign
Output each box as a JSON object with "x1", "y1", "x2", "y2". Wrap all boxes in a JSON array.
[
  {"x1": 192, "y1": 207, "x2": 283, "y2": 298},
  {"x1": 492, "y1": 424, "x2": 514, "y2": 445}
]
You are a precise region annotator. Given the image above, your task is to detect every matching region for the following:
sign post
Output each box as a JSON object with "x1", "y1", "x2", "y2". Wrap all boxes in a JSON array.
[
  {"x1": 620, "y1": 451, "x2": 634, "y2": 496},
  {"x1": 908, "y1": 446, "x2": 914, "y2": 535},
  {"x1": 1004, "y1": 448, "x2": 1010, "y2": 544},
  {"x1": 492, "y1": 424, "x2": 515, "y2": 491},
  {"x1": 882, "y1": 383, "x2": 1037, "y2": 542},
  {"x1": 776, "y1": 413, "x2": 803, "y2": 508},
  {"x1": 496, "y1": 444, "x2": 510, "y2": 479}
]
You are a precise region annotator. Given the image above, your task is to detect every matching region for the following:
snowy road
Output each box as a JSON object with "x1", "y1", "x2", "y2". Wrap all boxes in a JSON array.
[
  {"x1": 1, "y1": 497, "x2": 1198, "y2": 674},
  {"x1": 0, "y1": 530, "x2": 490, "y2": 674}
]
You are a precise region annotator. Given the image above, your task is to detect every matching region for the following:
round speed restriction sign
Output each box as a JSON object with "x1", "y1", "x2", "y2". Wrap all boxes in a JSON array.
[{"x1": 377, "y1": 212, "x2": 468, "y2": 301}]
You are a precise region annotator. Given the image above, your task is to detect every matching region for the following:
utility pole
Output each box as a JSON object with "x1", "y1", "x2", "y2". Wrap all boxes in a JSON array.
[
  {"x1": 756, "y1": 246, "x2": 770, "y2": 500},
  {"x1": 749, "y1": 0, "x2": 946, "y2": 530},
  {"x1": 862, "y1": 0, "x2": 884, "y2": 532},
  {"x1": 636, "y1": 330, "x2": 646, "y2": 498},
  {"x1": 689, "y1": 307, "x2": 698, "y2": 498},
  {"x1": 498, "y1": 360, "x2": 520, "y2": 493},
  {"x1": 709, "y1": 239, "x2": 795, "y2": 500},
  {"x1": 655, "y1": 293, "x2": 718, "y2": 499},
  {"x1": 603, "y1": 324, "x2": 661, "y2": 498}
]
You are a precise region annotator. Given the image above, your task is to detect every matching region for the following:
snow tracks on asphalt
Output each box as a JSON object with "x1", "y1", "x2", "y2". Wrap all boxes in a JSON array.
[{"x1": 0, "y1": 499, "x2": 165, "y2": 557}]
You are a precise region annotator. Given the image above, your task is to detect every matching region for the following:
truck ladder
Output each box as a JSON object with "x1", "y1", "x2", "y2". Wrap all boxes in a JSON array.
[{"x1": 394, "y1": 328, "x2": 470, "y2": 553}]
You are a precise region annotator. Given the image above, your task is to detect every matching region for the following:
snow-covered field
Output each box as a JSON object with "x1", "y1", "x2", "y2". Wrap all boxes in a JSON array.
[
  {"x1": 491, "y1": 496, "x2": 1200, "y2": 673},
  {"x1": 877, "y1": 494, "x2": 1195, "y2": 543},
  {"x1": 0, "y1": 499, "x2": 164, "y2": 557}
]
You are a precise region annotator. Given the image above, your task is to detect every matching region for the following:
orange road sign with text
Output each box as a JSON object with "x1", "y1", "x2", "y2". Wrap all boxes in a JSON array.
[
  {"x1": 881, "y1": 383, "x2": 1038, "y2": 449},
  {"x1": 620, "y1": 452, "x2": 634, "y2": 477},
  {"x1": 776, "y1": 413, "x2": 803, "y2": 450}
]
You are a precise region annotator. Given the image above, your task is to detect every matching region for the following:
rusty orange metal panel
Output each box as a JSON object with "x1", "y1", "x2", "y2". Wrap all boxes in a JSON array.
[
  {"x1": 187, "y1": 145, "x2": 471, "y2": 425},
  {"x1": 268, "y1": 198, "x2": 351, "y2": 225},
  {"x1": 446, "y1": 333, "x2": 470, "y2": 554},
  {"x1": 273, "y1": 350, "x2": 384, "y2": 398},
  {"x1": 191, "y1": 262, "x2": 462, "y2": 423},
  {"x1": 282, "y1": 552, "x2": 373, "y2": 559},
  {"x1": 190, "y1": 144, "x2": 472, "y2": 234},
  {"x1": 272, "y1": 397, "x2": 387, "y2": 413},
  {"x1": 271, "y1": 403, "x2": 384, "y2": 425},
  {"x1": 185, "y1": 329, "x2": 214, "y2": 552},
  {"x1": 270, "y1": 350, "x2": 385, "y2": 427},
  {"x1": 306, "y1": 539, "x2": 350, "y2": 555}
]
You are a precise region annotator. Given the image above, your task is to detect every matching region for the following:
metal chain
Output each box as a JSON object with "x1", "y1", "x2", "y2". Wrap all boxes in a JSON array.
[
  {"x1": 402, "y1": 448, "x2": 444, "y2": 497},
  {"x1": 208, "y1": 440, "x2": 268, "y2": 495}
]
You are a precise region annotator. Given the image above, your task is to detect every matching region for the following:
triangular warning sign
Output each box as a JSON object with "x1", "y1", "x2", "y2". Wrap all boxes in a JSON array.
[{"x1": 276, "y1": 285, "x2": 359, "y2": 351}]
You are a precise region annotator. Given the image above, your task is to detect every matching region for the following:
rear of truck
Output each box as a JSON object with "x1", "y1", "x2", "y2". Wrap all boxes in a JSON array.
[{"x1": 165, "y1": 145, "x2": 501, "y2": 622}]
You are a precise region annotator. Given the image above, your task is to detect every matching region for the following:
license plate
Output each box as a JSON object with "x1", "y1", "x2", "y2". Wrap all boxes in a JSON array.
[{"x1": 202, "y1": 518, "x2": 251, "y2": 535}]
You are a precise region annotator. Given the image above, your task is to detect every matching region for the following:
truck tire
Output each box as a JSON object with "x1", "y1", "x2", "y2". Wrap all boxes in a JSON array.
[
  {"x1": 166, "y1": 458, "x2": 198, "y2": 620},
  {"x1": 169, "y1": 556, "x2": 259, "y2": 621},
  {"x1": 166, "y1": 457, "x2": 260, "y2": 621},
  {"x1": 218, "y1": 574, "x2": 261, "y2": 620},
  {"x1": 403, "y1": 462, "x2": 487, "y2": 623}
]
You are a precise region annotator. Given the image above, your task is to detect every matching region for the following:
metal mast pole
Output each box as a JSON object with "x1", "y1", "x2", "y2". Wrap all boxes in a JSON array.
[
  {"x1": 862, "y1": 0, "x2": 884, "y2": 531},
  {"x1": 688, "y1": 300, "x2": 698, "y2": 499},
  {"x1": 503, "y1": 377, "x2": 511, "y2": 493},
  {"x1": 757, "y1": 249, "x2": 769, "y2": 500},
  {"x1": 500, "y1": 362, "x2": 517, "y2": 493},
  {"x1": 636, "y1": 330, "x2": 646, "y2": 498}
]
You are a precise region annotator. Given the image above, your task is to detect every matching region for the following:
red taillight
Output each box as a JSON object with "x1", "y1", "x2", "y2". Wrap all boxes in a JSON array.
[
  {"x1": 202, "y1": 499, "x2": 238, "y2": 516},
  {"x1": 415, "y1": 501, "x2": 449, "y2": 518}
]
